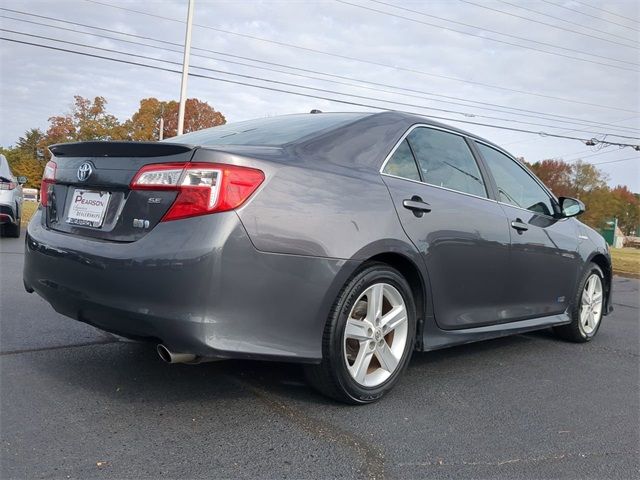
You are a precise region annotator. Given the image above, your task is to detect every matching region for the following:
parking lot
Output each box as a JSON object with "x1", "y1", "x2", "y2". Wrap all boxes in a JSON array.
[{"x1": 1, "y1": 233, "x2": 638, "y2": 479}]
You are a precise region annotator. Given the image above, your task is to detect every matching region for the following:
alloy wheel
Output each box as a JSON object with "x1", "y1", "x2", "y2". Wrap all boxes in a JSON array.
[
  {"x1": 580, "y1": 273, "x2": 603, "y2": 335},
  {"x1": 343, "y1": 282, "x2": 408, "y2": 387}
]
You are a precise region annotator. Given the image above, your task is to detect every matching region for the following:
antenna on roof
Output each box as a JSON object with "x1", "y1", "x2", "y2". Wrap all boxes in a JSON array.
[{"x1": 310, "y1": 109, "x2": 323, "y2": 114}]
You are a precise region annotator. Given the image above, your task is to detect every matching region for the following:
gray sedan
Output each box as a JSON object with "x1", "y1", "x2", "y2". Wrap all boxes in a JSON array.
[{"x1": 23, "y1": 112, "x2": 612, "y2": 404}]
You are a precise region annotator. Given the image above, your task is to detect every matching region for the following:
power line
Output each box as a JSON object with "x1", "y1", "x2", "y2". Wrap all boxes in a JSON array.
[
  {"x1": 3, "y1": 35, "x2": 640, "y2": 151},
  {"x1": 552, "y1": 155, "x2": 639, "y2": 167},
  {"x1": 505, "y1": 116, "x2": 640, "y2": 147},
  {"x1": 564, "y1": 148, "x2": 627, "y2": 161},
  {"x1": 459, "y1": 0, "x2": 638, "y2": 48},
  {"x1": 73, "y1": 1, "x2": 639, "y2": 114},
  {"x1": 338, "y1": 0, "x2": 639, "y2": 71},
  {"x1": 5, "y1": 13, "x2": 639, "y2": 137},
  {"x1": 572, "y1": 0, "x2": 640, "y2": 25},
  {"x1": 591, "y1": 156, "x2": 639, "y2": 166},
  {"x1": 497, "y1": 0, "x2": 638, "y2": 44},
  {"x1": 8, "y1": 27, "x2": 640, "y2": 140},
  {"x1": 540, "y1": 0, "x2": 640, "y2": 33}
]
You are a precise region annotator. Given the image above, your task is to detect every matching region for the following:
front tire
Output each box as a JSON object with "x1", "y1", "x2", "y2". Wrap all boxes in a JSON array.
[
  {"x1": 553, "y1": 263, "x2": 605, "y2": 342},
  {"x1": 305, "y1": 263, "x2": 417, "y2": 404}
]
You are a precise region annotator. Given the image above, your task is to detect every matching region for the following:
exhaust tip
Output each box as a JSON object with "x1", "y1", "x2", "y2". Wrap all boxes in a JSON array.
[
  {"x1": 156, "y1": 344, "x2": 198, "y2": 364},
  {"x1": 156, "y1": 344, "x2": 172, "y2": 363}
]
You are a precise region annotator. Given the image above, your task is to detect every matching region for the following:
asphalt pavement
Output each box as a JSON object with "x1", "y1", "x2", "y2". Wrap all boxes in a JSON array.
[{"x1": 1, "y1": 232, "x2": 638, "y2": 479}]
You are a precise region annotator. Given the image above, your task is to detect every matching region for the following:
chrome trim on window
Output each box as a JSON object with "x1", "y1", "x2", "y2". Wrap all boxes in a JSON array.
[
  {"x1": 379, "y1": 124, "x2": 490, "y2": 200},
  {"x1": 381, "y1": 172, "x2": 498, "y2": 204}
]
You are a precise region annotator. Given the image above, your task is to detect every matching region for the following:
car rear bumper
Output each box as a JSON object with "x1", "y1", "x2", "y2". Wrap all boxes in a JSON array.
[
  {"x1": 0, "y1": 203, "x2": 16, "y2": 225},
  {"x1": 24, "y1": 210, "x2": 356, "y2": 363}
]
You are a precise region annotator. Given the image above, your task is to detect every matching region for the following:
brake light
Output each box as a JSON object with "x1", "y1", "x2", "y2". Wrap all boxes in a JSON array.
[
  {"x1": 130, "y1": 162, "x2": 264, "y2": 221},
  {"x1": 40, "y1": 160, "x2": 56, "y2": 206},
  {"x1": 0, "y1": 181, "x2": 17, "y2": 190}
]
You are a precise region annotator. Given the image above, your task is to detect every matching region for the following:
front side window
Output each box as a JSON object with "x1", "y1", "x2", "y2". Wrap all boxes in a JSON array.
[
  {"x1": 476, "y1": 143, "x2": 555, "y2": 216},
  {"x1": 406, "y1": 127, "x2": 487, "y2": 198},
  {"x1": 382, "y1": 139, "x2": 421, "y2": 181}
]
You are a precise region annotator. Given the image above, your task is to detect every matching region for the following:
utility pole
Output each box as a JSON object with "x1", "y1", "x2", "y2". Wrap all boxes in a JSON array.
[{"x1": 177, "y1": 0, "x2": 195, "y2": 136}]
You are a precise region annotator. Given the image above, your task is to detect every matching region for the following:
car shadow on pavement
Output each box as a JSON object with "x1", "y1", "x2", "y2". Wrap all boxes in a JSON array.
[
  {"x1": 21, "y1": 339, "x2": 335, "y2": 406},
  {"x1": 20, "y1": 331, "x2": 560, "y2": 408}
]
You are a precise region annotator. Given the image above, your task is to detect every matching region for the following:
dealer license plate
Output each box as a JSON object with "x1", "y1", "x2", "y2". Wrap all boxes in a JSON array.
[{"x1": 66, "y1": 189, "x2": 111, "y2": 227}]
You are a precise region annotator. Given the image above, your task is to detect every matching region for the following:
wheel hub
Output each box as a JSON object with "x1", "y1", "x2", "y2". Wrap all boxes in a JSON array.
[{"x1": 374, "y1": 328, "x2": 382, "y2": 341}]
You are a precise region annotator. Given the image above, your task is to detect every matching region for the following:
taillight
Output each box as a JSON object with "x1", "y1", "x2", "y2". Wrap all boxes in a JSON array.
[
  {"x1": 40, "y1": 160, "x2": 57, "y2": 206},
  {"x1": 0, "y1": 181, "x2": 17, "y2": 190},
  {"x1": 130, "y1": 162, "x2": 264, "y2": 221}
]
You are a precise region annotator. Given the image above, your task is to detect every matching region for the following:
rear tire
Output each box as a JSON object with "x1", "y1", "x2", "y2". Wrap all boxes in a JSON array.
[
  {"x1": 305, "y1": 263, "x2": 417, "y2": 404},
  {"x1": 553, "y1": 263, "x2": 605, "y2": 343},
  {"x1": 6, "y1": 209, "x2": 21, "y2": 238}
]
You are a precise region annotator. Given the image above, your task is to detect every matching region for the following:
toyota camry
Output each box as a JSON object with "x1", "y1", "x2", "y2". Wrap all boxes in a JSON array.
[{"x1": 23, "y1": 111, "x2": 612, "y2": 404}]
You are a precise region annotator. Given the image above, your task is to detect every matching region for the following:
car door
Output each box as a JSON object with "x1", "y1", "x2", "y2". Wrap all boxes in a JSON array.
[
  {"x1": 474, "y1": 142, "x2": 581, "y2": 320},
  {"x1": 381, "y1": 126, "x2": 512, "y2": 329}
]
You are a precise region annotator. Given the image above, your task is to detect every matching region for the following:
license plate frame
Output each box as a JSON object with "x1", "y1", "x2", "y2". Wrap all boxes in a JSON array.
[{"x1": 66, "y1": 189, "x2": 111, "y2": 228}]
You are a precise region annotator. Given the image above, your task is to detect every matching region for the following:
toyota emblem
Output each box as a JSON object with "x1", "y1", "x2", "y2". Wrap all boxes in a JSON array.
[{"x1": 77, "y1": 162, "x2": 93, "y2": 182}]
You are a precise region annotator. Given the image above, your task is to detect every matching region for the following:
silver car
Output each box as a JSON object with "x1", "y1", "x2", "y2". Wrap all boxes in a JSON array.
[{"x1": 0, "y1": 154, "x2": 26, "y2": 237}]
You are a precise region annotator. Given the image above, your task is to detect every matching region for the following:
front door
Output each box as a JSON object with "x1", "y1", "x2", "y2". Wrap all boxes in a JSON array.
[
  {"x1": 474, "y1": 142, "x2": 581, "y2": 320},
  {"x1": 381, "y1": 126, "x2": 512, "y2": 329}
]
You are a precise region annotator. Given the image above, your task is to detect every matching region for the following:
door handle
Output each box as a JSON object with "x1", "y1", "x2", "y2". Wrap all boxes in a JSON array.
[
  {"x1": 403, "y1": 196, "x2": 431, "y2": 217},
  {"x1": 511, "y1": 219, "x2": 529, "y2": 233}
]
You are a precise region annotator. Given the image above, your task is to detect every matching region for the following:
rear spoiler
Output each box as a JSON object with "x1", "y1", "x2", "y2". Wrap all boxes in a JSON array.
[{"x1": 49, "y1": 141, "x2": 194, "y2": 158}]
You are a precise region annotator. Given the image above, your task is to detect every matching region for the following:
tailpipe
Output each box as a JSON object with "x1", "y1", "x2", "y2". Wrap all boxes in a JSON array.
[{"x1": 156, "y1": 344, "x2": 197, "y2": 364}]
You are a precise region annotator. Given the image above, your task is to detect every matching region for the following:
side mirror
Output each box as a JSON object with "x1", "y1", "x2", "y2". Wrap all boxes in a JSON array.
[
  {"x1": 17, "y1": 176, "x2": 27, "y2": 185},
  {"x1": 559, "y1": 197, "x2": 584, "y2": 218}
]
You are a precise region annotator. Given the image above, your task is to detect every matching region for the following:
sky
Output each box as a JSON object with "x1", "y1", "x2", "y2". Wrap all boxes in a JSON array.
[{"x1": 0, "y1": 0, "x2": 638, "y2": 191}]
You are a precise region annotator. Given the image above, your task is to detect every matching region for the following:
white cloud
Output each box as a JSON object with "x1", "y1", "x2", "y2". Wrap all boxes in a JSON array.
[{"x1": 0, "y1": 0, "x2": 638, "y2": 189}]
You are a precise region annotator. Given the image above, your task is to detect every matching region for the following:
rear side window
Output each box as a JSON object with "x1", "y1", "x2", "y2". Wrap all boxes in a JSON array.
[
  {"x1": 406, "y1": 127, "x2": 487, "y2": 198},
  {"x1": 383, "y1": 139, "x2": 420, "y2": 181},
  {"x1": 476, "y1": 143, "x2": 555, "y2": 216}
]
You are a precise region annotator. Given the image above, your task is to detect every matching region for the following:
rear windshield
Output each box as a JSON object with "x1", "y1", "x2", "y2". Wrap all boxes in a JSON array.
[
  {"x1": 166, "y1": 113, "x2": 369, "y2": 146},
  {"x1": 0, "y1": 155, "x2": 12, "y2": 179}
]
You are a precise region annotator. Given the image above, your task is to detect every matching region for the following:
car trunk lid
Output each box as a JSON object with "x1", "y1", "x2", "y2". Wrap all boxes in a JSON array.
[{"x1": 45, "y1": 141, "x2": 195, "y2": 242}]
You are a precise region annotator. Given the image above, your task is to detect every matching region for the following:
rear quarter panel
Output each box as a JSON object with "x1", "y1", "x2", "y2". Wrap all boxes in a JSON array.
[{"x1": 237, "y1": 165, "x2": 410, "y2": 259}]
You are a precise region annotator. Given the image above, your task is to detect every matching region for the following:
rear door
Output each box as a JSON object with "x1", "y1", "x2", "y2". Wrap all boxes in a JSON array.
[
  {"x1": 381, "y1": 126, "x2": 512, "y2": 329},
  {"x1": 44, "y1": 142, "x2": 194, "y2": 242},
  {"x1": 473, "y1": 142, "x2": 580, "y2": 320}
]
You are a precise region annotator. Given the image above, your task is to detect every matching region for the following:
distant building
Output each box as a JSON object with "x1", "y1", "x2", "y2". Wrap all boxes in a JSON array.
[{"x1": 600, "y1": 218, "x2": 625, "y2": 248}]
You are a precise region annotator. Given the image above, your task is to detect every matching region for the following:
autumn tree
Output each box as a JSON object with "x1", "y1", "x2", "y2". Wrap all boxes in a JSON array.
[
  {"x1": 16, "y1": 128, "x2": 44, "y2": 159},
  {"x1": 0, "y1": 146, "x2": 43, "y2": 189},
  {"x1": 570, "y1": 160, "x2": 608, "y2": 196},
  {"x1": 609, "y1": 185, "x2": 640, "y2": 235},
  {"x1": 528, "y1": 156, "x2": 639, "y2": 233},
  {"x1": 40, "y1": 96, "x2": 128, "y2": 159},
  {"x1": 160, "y1": 98, "x2": 226, "y2": 139},
  {"x1": 5, "y1": 95, "x2": 227, "y2": 187},
  {"x1": 125, "y1": 97, "x2": 164, "y2": 141},
  {"x1": 123, "y1": 97, "x2": 226, "y2": 141},
  {"x1": 529, "y1": 159, "x2": 573, "y2": 198}
]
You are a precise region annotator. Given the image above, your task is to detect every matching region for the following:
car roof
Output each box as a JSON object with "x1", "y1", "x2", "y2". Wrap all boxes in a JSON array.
[{"x1": 364, "y1": 111, "x2": 506, "y2": 152}]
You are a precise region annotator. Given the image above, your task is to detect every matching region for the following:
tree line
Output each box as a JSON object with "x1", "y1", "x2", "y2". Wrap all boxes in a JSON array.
[
  {"x1": 1, "y1": 95, "x2": 225, "y2": 188},
  {"x1": 528, "y1": 159, "x2": 639, "y2": 236},
  {"x1": 1, "y1": 95, "x2": 638, "y2": 236}
]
